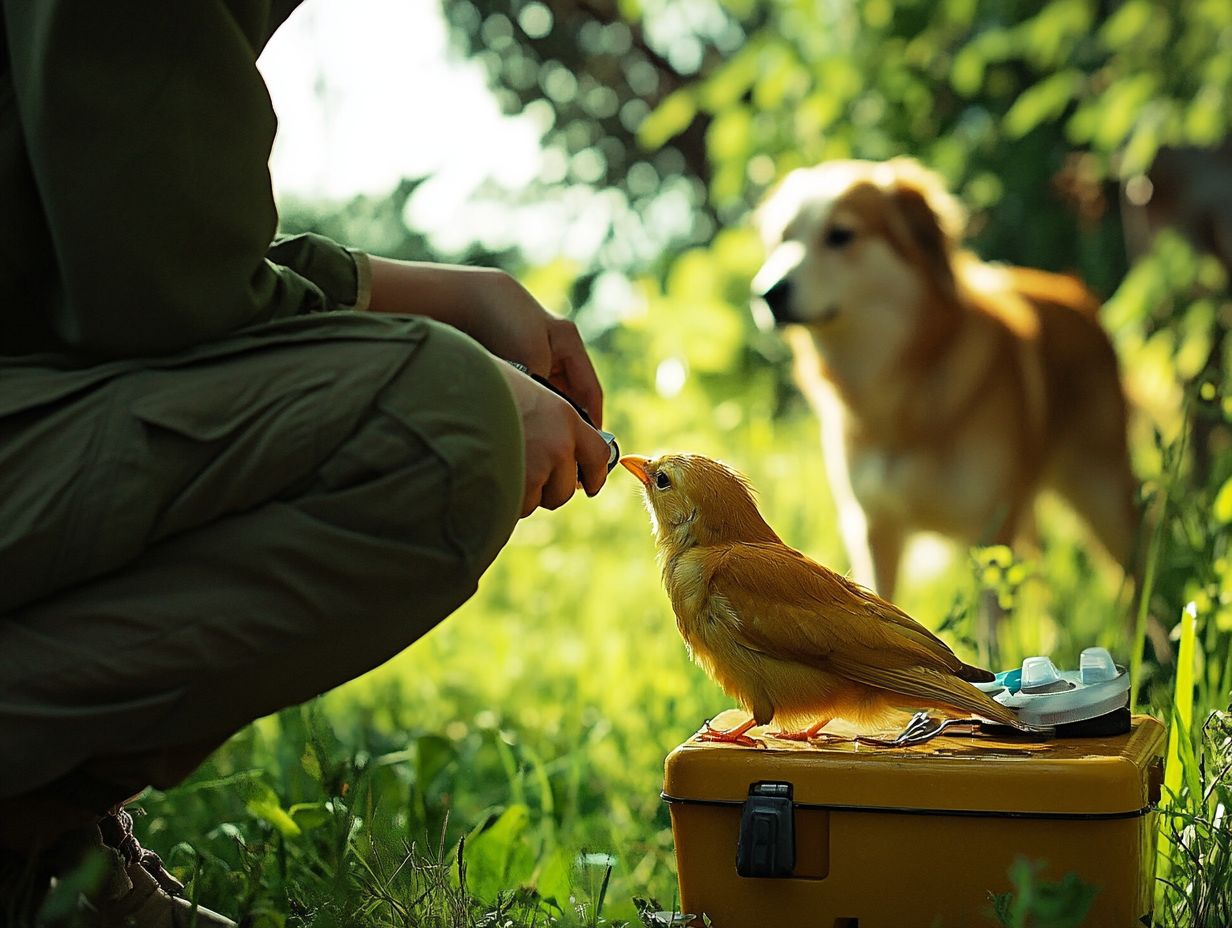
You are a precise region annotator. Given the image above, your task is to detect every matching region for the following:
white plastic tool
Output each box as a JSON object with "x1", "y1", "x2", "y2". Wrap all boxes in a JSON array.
[{"x1": 973, "y1": 647, "x2": 1130, "y2": 729}]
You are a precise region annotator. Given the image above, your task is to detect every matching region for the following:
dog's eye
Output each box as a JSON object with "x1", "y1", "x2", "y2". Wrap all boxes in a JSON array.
[
  {"x1": 825, "y1": 226, "x2": 855, "y2": 248},
  {"x1": 655, "y1": 471, "x2": 672, "y2": 490}
]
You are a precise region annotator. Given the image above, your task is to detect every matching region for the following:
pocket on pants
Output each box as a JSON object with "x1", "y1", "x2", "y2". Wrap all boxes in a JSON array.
[
  {"x1": 116, "y1": 360, "x2": 344, "y2": 551},
  {"x1": 129, "y1": 369, "x2": 337, "y2": 442}
]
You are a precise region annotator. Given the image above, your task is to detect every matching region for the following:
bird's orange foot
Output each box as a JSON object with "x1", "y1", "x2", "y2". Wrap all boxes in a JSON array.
[
  {"x1": 769, "y1": 729, "x2": 812, "y2": 741},
  {"x1": 770, "y1": 729, "x2": 844, "y2": 743},
  {"x1": 696, "y1": 718, "x2": 763, "y2": 748},
  {"x1": 769, "y1": 719, "x2": 836, "y2": 742},
  {"x1": 697, "y1": 727, "x2": 763, "y2": 748}
]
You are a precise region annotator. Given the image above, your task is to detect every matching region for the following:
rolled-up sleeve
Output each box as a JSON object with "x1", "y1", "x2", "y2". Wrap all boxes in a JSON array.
[
  {"x1": 3, "y1": 0, "x2": 362, "y2": 358},
  {"x1": 267, "y1": 234, "x2": 371, "y2": 313}
]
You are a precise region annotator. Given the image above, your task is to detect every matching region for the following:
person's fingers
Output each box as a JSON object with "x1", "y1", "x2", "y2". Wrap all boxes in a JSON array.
[
  {"x1": 504, "y1": 366, "x2": 607, "y2": 515},
  {"x1": 520, "y1": 438, "x2": 551, "y2": 518},
  {"x1": 574, "y1": 420, "x2": 611, "y2": 497},
  {"x1": 520, "y1": 473, "x2": 543, "y2": 518},
  {"x1": 556, "y1": 354, "x2": 604, "y2": 428},
  {"x1": 539, "y1": 455, "x2": 579, "y2": 510},
  {"x1": 548, "y1": 320, "x2": 604, "y2": 427},
  {"x1": 525, "y1": 345, "x2": 553, "y2": 379}
]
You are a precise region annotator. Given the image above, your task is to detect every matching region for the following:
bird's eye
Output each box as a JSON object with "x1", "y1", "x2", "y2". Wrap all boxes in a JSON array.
[
  {"x1": 824, "y1": 226, "x2": 854, "y2": 248},
  {"x1": 654, "y1": 471, "x2": 672, "y2": 490}
]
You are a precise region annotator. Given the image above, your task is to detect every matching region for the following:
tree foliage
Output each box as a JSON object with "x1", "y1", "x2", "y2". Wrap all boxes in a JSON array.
[
  {"x1": 445, "y1": 0, "x2": 1231, "y2": 285},
  {"x1": 434, "y1": 0, "x2": 1232, "y2": 456}
]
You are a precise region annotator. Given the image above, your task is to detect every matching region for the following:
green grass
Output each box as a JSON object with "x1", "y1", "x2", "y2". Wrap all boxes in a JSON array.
[{"x1": 1155, "y1": 708, "x2": 1232, "y2": 928}]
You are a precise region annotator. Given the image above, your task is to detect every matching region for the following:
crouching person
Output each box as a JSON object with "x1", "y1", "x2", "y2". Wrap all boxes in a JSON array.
[{"x1": 0, "y1": 3, "x2": 610, "y2": 924}]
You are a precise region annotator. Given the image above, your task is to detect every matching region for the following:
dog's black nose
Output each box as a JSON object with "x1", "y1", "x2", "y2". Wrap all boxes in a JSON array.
[{"x1": 756, "y1": 277, "x2": 795, "y2": 326}]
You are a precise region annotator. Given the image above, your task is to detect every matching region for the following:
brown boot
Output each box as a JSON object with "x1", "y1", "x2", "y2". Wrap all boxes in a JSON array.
[
  {"x1": 83, "y1": 807, "x2": 235, "y2": 928},
  {"x1": 83, "y1": 852, "x2": 235, "y2": 927}
]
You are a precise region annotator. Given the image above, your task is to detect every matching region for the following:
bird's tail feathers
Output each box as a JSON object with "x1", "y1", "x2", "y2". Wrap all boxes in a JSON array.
[
  {"x1": 836, "y1": 659, "x2": 1026, "y2": 730},
  {"x1": 920, "y1": 671, "x2": 1024, "y2": 729},
  {"x1": 955, "y1": 661, "x2": 996, "y2": 683}
]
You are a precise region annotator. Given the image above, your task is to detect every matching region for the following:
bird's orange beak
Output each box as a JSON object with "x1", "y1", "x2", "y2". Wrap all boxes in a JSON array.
[{"x1": 619, "y1": 455, "x2": 653, "y2": 488}]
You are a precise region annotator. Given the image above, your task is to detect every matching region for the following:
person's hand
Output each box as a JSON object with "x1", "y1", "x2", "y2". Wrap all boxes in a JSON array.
[
  {"x1": 499, "y1": 364, "x2": 611, "y2": 517},
  {"x1": 465, "y1": 271, "x2": 604, "y2": 427},
  {"x1": 365, "y1": 258, "x2": 611, "y2": 516},
  {"x1": 367, "y1": 258, "x2": 604, "y2": 427}
]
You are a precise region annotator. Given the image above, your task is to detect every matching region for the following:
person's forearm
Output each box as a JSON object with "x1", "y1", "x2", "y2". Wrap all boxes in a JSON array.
[
  {"x1": 367, "y1": 256, "x2": 508, "y2": 330},
  {"x1": 364, "y1": 256, "x2": 602, "y2": 423}
]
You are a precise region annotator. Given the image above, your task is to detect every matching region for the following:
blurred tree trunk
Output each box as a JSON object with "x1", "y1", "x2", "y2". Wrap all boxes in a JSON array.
[{"x1": 1122, "y1": 142, "x2": 1232, "y2": 485}]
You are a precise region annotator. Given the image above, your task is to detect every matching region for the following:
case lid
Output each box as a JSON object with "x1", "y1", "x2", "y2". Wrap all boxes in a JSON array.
[{"x1": 663, "y1": 710, "x2": 1165, "y2": 817}]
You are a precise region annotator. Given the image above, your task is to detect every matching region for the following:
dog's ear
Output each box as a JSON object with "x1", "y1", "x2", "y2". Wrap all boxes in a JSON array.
[{"x1": 881, "y1": 160, "x2": 965, "y2": 295}]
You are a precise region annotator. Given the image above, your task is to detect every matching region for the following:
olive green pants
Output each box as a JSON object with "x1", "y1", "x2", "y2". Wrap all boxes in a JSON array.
[{"x1": 0, "y1": 313, "x2": 523, "y2": 814}]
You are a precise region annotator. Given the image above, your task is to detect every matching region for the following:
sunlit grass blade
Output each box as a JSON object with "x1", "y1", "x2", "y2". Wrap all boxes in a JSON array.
[
  {"x1": 1129, "y1": 499, "x2": 1166, "y2": 708},
  {"x1": 1164, "y1": 601, "x2": 1199, "y2": 808},
  {"x1": 1159, "y1": 600, "x2": 1200, "y2": 898}
]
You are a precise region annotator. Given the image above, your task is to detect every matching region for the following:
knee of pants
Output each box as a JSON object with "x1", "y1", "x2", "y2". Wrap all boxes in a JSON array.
[
  {"x1": 406, "y1": 320, "x2": 522, "y2": 579},
  {"x1": 312, "y1": 320, "x2": 524, "y2": 586},
  {"x1": 265, "y1": 329, "x2": 523, "y2": 715}
]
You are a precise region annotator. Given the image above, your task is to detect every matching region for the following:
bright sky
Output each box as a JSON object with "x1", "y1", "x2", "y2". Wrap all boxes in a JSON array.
[{"x1": 258, "y1": 0, "x2": 545, "y2": 232}]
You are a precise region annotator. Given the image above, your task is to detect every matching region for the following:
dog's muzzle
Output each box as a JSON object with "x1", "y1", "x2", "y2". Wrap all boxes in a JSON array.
[
  {"x1": 751, "y1": 240, "x2": 806, "y2": 329},
  {"x1": 752, "y1": 276, "x2": 796, "y2": 328}
]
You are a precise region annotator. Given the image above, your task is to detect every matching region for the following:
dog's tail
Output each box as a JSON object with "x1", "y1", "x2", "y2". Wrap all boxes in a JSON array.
[{"x1": 1004, "y1": 266, "x2": 1102, "y2": 319}]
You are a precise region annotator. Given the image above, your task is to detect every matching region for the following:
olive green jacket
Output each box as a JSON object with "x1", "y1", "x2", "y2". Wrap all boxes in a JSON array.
[{"x1": 1, "y1": 0, "x2": 368, "y2": 378}]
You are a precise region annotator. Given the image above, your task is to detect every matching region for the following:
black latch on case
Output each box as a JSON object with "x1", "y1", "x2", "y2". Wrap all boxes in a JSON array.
[{"x1": 736, "y1": 781, "x2": 795, "y2": 878}]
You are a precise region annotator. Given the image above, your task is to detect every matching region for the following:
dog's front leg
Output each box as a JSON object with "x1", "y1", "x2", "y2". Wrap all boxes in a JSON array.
[
  {"x1": 819, "y1": 397, "x2": 906, "y2": 599},
  {"x1": 831, "y1": 495, "x2": 876, "y2": 588},
  {"x1": 867, "y1": 520, "x2": 906, "y2": 602},
  {"x1": 821, "y1": 413, "x2": 881, "y2": 593},
  {"x1": 828, "y1": 469, "x2": 904, "y2": 599}
]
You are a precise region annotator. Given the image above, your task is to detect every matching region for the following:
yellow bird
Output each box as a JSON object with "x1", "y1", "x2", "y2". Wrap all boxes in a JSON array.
[{"x1": 620, "y1": 452, "x2": 1024, "y2": 744}]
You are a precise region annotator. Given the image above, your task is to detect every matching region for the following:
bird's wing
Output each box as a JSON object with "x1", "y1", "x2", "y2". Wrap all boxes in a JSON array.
[
  {"x1": 708, "y1": 544, "x2": 1019, "y2": 725},
  {"x1": 708, "y1": 543, "x2": 966, "y2": 675}
]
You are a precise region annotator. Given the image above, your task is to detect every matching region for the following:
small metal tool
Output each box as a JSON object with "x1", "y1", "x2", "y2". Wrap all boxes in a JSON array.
[{"x1": 854, "y1": 711, "x2": 984, "y2": 748}]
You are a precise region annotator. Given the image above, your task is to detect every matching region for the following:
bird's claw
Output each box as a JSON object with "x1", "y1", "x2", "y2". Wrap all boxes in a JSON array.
[{"x1": 697, "y1": 732, "x2": 764, "y2": 748}]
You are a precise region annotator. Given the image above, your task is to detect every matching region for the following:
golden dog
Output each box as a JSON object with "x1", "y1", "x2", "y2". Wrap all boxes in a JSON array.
[{"x1": 752, "y1": 158, "x2": 1136, "y2": 601}]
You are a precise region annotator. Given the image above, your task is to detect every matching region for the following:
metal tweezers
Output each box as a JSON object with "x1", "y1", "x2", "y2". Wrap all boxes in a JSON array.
[{"x1": 855, "y1": 711, "x2": 986, "y2": 747}]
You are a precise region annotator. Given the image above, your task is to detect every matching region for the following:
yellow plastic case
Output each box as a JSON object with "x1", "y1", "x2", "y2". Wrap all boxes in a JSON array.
[{"x1": 663, "y1": 710, "x2": 1165, "y2": 927}]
